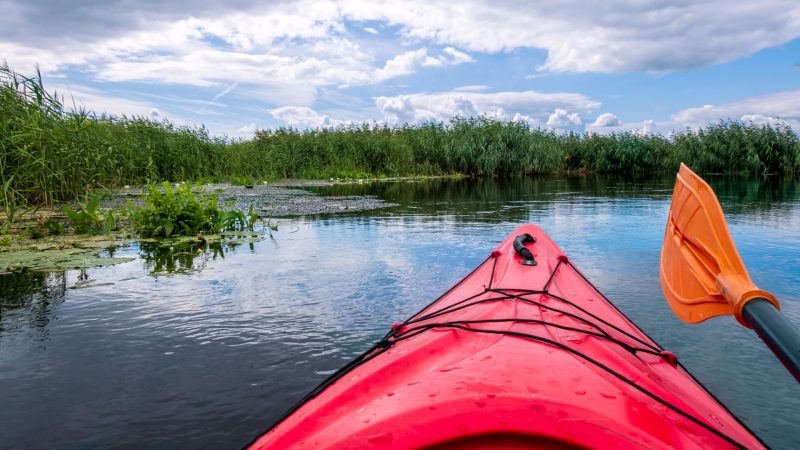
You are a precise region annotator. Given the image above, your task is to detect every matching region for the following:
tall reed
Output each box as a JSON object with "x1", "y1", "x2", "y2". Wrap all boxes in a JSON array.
[{"x1": 2, "y1": 65, "x2": 798, "y2": 208}]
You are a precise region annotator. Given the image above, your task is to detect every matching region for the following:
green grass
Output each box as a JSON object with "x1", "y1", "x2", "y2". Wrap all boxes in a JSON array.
[{"x1": 2, "y1": 64, "x2": 798, "y2": 209}]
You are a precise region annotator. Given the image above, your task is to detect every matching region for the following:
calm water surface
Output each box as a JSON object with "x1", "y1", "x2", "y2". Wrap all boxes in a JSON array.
[{"x1": 1, "y1": 176, "x2": 799, "y2": 449}]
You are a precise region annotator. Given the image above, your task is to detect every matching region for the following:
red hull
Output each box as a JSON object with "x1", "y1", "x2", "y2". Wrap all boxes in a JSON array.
[{"x1": 249, "y1": 225, "x2": 762, "y2": 449}]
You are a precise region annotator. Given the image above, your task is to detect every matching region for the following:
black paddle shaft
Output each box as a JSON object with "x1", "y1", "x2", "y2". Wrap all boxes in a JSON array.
[{"x1": 742, "y1": 299, "x2": 800, "y2": 383}]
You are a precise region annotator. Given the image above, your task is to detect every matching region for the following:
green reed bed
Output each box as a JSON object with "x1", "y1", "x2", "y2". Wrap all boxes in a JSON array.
[
  {"x1": 2, "y1": 65, "x2": 798, "y2": 209},
  {"x1": 249, "y1": 119, "x2": 798, "y2": 179}
]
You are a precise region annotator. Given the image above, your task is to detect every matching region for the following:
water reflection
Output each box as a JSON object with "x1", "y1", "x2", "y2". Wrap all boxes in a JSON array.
[
  {"x1": 0, "y1": 271, "x2": 66, "y2": 331},
  {"x1": 138, "y1": 236, "x2": 259, "y2": 274},
  {"x1": 707, "y1": 175, "x2": 800, "y2": 212},
  {"x1": 0, "y1": 176, "x2": 797, "y2": 449},
  {"x1": 312, "y1": 175, "x2": 800, "y2": 217}
]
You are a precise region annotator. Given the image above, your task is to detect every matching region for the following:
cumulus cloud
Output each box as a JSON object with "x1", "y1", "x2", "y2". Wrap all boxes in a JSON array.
[
  {"x1": 270, "y1": 106, "x2": 350, "y2": 128},
  {"x1": 672, "y1": 90, "x2": 800, "y2": 130},
  {"x1": 374, "y1": 90, "x2": 599, "y2": 129},
  {"x1": 740, "y1": 114, "x2": 784, "y2": 126},
  {"x1": 546, "y1": 109, "x2": 583, "y2": 133},
  {"x1": 590, "y1": 112, "x2": 621, "y2": 127},
  {"x1": 3, "y1": 0, "x2": 798, "y2": 86},
  {"x1": 638, "y1": 119, "x2": 657, "y2": 135},
  {"x1": 375, "y1": 47, "x2": 473, "y2": 81},
  {"x1": 342, "y1": 1, "x2": 800, "y2": 73},
  {"x1": 237, "y1": 122, "x2": 258, "y2": 135}
]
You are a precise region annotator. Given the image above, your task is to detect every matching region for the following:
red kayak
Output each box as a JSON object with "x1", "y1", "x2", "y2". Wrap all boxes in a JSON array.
[{"x1": 248, "y1": 224, "x2": 764, "y2": 449}]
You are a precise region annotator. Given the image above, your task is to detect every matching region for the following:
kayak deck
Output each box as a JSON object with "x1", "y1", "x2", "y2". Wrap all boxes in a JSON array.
[{"x1": 248, "y1": 224, "x2": 763, "y2": 449}]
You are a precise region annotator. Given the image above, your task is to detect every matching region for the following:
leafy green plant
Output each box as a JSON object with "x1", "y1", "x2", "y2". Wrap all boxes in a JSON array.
[
  {"x1": 43, "y1": 219, "x2": 64, "y2": 235},
  {"x1": 24, "y1": 225, "x2": 45, "y2": 239},
  {"x1": 64, "y1": 194, "x2": 116, "y2": 235},
  {"x1": 129, "y1": 182, "x2": 257, "y2": 238}
]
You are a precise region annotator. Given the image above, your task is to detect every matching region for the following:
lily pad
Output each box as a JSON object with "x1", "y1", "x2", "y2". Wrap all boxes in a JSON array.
[{"x1": 0, "y1": 247, "x2": 134, "y2": 274}]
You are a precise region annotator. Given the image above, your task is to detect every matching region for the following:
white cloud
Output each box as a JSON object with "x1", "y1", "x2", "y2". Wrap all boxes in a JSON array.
[
  {"x1": 638, "y1": 119, "x2": 657, "y2": 135},
  {"x1": 441, "y1": 46, "x2": 473, "y2": 65},
  {"x1": 342, "y1": 0, "x2": 800, "y2": 73},
  {"x1": 740, "y1": 114, "x2": 784, "y2": 126},
  {"x1": 269, "y1": 106, "x2": 350, "y2": 128},
  {"x1": 375, "y1": 47, "x2": 473, "y2": 81},
  {"x1": 237, "y1": 122, "x2": 258, "y2": 135},
  {"x1": 363, "y1": 27, "x2": 379, "y2": 35},
  {"x1": 546, "y1": 108, "x2": 584, "y2": 133},
  {"x1": 4, "y1": 0, "x2": 795, "y2": 90},
  {"x1": 590, "y1": 112, "x2": 621, "y2": 127},
  {"x1": 374, "y1": 90, "x2": 599, "y2": 128},
  {"x1": 672, "y1": 90, "x2": 800, "y2": 130}
]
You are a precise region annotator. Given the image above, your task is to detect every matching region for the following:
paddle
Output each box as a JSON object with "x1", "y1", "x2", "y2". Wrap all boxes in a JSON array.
[{"x1": 660, "y1": 163, "x2": 800, "y2": 382}]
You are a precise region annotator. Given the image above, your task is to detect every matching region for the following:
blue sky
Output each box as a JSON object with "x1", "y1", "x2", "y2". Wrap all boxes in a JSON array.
[{"x1": 1, "y1": 0, "x2": 798, "y2": 137}]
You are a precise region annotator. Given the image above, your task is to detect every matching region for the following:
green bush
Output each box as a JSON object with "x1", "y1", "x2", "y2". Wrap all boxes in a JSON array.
[{"x1": 128, "y1": 182, "x2": 256, "y2": 238}]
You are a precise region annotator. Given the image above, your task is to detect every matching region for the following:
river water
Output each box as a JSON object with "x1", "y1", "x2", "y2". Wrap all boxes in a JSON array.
[{"x1": 1, "y1": 176, "x2": 798, "y2": 449}]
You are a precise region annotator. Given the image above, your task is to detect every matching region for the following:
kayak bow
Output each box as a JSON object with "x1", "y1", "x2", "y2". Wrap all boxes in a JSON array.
[{"x1": 248, "y1": 225, "x2": 764, "y2": 449}]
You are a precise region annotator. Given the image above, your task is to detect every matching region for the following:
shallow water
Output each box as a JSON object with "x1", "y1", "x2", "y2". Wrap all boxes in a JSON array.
[{"x1": 1, "y1": 176, "x2": 799, "y2": 449}]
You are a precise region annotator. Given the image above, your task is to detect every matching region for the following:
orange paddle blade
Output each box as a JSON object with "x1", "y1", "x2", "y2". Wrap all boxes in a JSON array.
[{"x1": 660, "y1": 164, "x2": 778, "y2": 327}]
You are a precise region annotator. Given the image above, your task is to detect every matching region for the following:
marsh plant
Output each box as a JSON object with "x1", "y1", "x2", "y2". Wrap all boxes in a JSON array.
[
  {"x1": 63, "y1": 194, "x2": 116, "y2": 235},
  {"x1": 128, "y1": 182, "x2": 257, "y2": 238},
  {"x1": 2, "y1": 64, "x2": 798, "y2": 209}
]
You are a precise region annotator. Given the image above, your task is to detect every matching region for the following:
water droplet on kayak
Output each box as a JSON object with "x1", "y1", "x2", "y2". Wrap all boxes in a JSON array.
[
  {"x1": 526, "y1": 385, "x2": 539, "y2": 393},
  {"x1": 600, "y1": 392, "x2": 617, "y2": 399},
  {"x1": 565, "y1": 334, "x2": 582, "y2": 343},
  {"x1": 386, "y1": 392, "x2": 395, "y2": 397},
  {"x1": 474, "y1": 400, "x2": 487, "y2": 408},
  {"x1": 710, "y1": 414, "x2": 724, "y2": 426},
  {"x1": 367, "y1": 432, "x2": 393, "y2": 444},
  {"x1": 486, "y1": 393, "x2": 496, "y2": 399},
  {"x1": 586, "y1": 297, "x2": 594, "y2": 302},
  {"x1": 480, "y1": 355, "x2": 492, "y2": 361},
  {"x1": 407, "y1": 381, "x2": 421, "y2": 386},
  {"x1": 363, "y1": 419, "x2": 371, "y2": 424},
  {"x1": 439, "y1": 366, "x2": 461, "y2": 372},
  {"x1": 428, "y1": 392, "x2": 439, "y2": 397},
  {"x1": 574, "y1": 389, "x2": 586, "y2": 396}
]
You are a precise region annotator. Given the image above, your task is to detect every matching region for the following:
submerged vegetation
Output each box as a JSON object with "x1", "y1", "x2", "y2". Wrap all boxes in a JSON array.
[{"x1": 2, "y1": 64, "x2": 799, "y2": 212}]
